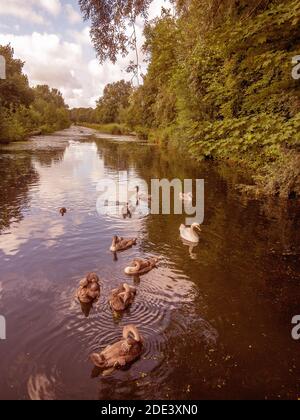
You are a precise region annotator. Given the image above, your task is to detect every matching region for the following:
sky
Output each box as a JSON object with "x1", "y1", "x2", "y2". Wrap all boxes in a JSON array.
[{"x1": 0, "y1": 0, "x2": 171, "y2": 108}]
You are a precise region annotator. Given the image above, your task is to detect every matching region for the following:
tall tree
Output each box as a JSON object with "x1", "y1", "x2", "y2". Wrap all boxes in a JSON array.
[
  {"x1": 79, "y1": 0, "x2": 153, "y2": 63},
  {"x1": 0, "y1": 44, "x2": 33, "y2": 109},
  {"x1": 96, "y1": 80, "x2": 133, "y2": 123}
]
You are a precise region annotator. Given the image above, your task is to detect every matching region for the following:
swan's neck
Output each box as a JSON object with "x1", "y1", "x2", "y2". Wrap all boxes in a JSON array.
[{"x1": 189, "y1": 226, "x2": 199, "y2": 240}]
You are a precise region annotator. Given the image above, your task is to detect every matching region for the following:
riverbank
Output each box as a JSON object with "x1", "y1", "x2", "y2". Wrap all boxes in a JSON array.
[
  {"x1": 114, "y1": 0, "x2": 300, "y2": 201},
  {"x1": 145, "y1": 116, "x2": 300, "y2": 200},
  {"x1": 77, "y1": 119, "x2": 300, "y2": 200},
  {"x1": 0, "y1": 122, "x2": 72, "y2": 144},
  {"x1": 78, "y1": 122, "x2": 134, "y2": 136}
]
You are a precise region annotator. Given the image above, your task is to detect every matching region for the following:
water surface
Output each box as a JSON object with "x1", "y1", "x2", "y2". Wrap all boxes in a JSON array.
[{"x1": 0, "y1": 126, "x2": 300, "y2": 400}]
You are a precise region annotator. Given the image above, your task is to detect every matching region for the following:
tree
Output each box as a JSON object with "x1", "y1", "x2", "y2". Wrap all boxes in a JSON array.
[
  {"x1": 0, "y1": 44, "x2": 33, "y2": 109},
  {"x1": 79, "y1": 0, "x2": 153, "y2": 63},
  {"x1": 31, "y1": 85, "x2": 70, "y2": 131},
  {"x1": 70, "y1": 107, "x2": 98, "y2": 124},
  {"x1": 78, "y1": 0, "x2": 160, "y2": 85},
  {"x1": 96, "y1": 80, "x2": 133, "y2": 123},
  {"x1": 0, "y1": 45, "x2": 34, "y2": 142},
  {"x1": 0, "y1": 46, "x2": 70, "y2": 143}
]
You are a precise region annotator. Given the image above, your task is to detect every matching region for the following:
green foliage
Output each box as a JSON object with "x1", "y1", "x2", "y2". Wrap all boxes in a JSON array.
[
  {"x1": 30, "y1": 85, "x2": 70, "y2": 133},
  {"x1": 122, "y1": 0, "x2": 300, "y2": 197},
  {"x1": 79, "y1": 0, "x2": 153, "y2": 63},
  {"x1": 70, "y1": 107, "x2": 98, "y2": 124},
  {"x1": 70, "y1": 80, "x2": 134, "y2": 129},
  {"x1": 79, "y1": 122, "x2": 132, "y2": 135},
  {"x1": 96, "y1": 80, "x2": 133, "y2": 124},
  {"x1": 0, "y1": 45, "x2": 70, "y2": 143},
  {"x1": 0, "y1": 45, "x2": 34, "y2": 110}
]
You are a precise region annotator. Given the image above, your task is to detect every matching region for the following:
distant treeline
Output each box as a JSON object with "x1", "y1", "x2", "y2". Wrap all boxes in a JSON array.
[
  {"x1": 0, "y1": 45, "x2": 70, "y2": 143},
  {"x1": 70, "y1": 80, "x2": 132, "y2": 126}
]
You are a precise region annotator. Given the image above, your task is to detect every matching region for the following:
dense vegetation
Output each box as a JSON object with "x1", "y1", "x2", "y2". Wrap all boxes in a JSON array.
[
  {"x1": 70, "y1": 80, "x2": 134, "y2": 134},
  {"x1": 77, "y1": 0, "x2": 300, "y2": 197},
  {"x1": 0, "y1": 45, "x2": 70, "y2": 143}
]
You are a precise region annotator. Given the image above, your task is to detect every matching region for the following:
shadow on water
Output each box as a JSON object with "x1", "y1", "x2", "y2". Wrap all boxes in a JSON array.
[{"x1": 0, "y1": 126, "x2": 299, "y2": 400}]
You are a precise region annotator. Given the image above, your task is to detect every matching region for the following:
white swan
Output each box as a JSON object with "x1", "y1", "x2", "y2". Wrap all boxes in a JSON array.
[
  {"x1": 179, "y1": 192, "x2": 193, "y2": 202},
  {"x1": 135, "y1": 186, "x2": 151, "y2": 202},
  {"x1": 180, "y1": 223, "x2": 202, "y2": 243}
]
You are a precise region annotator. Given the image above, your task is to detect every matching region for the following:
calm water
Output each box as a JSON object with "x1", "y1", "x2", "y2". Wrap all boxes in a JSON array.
[{"x1": 0, "y1": 126, "x2": 300, "y2": 400}]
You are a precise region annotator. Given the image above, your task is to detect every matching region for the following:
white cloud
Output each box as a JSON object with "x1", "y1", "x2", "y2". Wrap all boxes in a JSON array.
[
  {"x1": 0, "y1": 23, "x2": 10, "y2": 30},
  {"x1": 0, "y1": 0, "x2": 45, "y2": 24},
  {"x1": 39, "y1": 0, "x2": 61, "y2": 16},
  {"x1": 68, "y1": 27, "x2": 91, "y2": 45},
  {"x1": 65, "y1": 3, "x2": 81, "y2": 25},
  {"x1": 0, "y1": 0, "x2": 62, "y2": 24},
  {"x1": 0, "y1": 0, "x2": 171, "y2": 107},
  {"x1": 0, "y1": 30, "x2": 120, "y2": 108}
]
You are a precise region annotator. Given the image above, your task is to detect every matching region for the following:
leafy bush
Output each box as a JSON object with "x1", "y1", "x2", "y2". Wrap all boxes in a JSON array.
[
  {"x1": 0, "y1": 45, "x2": 70, "y2": 143},
  {"x1": 122, "y1": 0, "x2": 300, "y2": 196}
]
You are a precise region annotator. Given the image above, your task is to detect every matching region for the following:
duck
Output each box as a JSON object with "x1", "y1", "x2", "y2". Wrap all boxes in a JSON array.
[
  {"x1": 59, "y1": 207, "x2": 67, "y2": 216},
  {"x1": 76, "y1": 272, "x2": 101, "y2": 304},
  {"x1": 179, "y1": 223, "x2": 202, "y2": 243},
  {"x1": 135, "y1": 186, "x2": 151, "y2": 202},
  {"x1": 90, "y1": 325, "x2": 143, "y2": 371},
  {"x1": 109, "y1": 283, "x2": 136, "y2": 312},
  {"x1": 121, "y1": 203, "x2": 132, "y2": 219},
  {"x1": 110, "y1": 236, "x2": 137, "y2": 253},
  {"x1": 124, "y1": 257, "x2": 159, "y2": 276},
  {"x1": 179, "y1": 192, "x2": 193, "y2": 202}
]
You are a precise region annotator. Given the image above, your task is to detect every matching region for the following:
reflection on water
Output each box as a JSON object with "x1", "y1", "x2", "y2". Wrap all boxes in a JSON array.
[{"x1": 0, "y1": 126, "x2": 299, "y2": 400}]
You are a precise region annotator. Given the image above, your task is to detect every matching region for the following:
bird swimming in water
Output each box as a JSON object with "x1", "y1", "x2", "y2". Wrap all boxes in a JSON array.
[
  {"x1": 179, "y1": 223, "x2": 202, "y2": 243},
  {"x1": 90, "y1": 325, "x2": 143, "y2": 373},
  {"x1": 59, "y1": 207, "x2": 67, "y2": 216},
  {"x1": 124, "y1": 257, "x2": 159, "y2": 276},
  {"x1": 110, "y1": 236, "x2": 137, "y2": 253},
  {"x1": 109, "y1": 283, "x2": 136, "y2": 312},
  {"x1": 122, "y1": 203, "x2": 132, "y2": 219},
  {"x1": 135, "y1": 186, "x2": 151, "y2": 202},
  {"x1": 76, "y1": 273, "x2": 101, "y2": 304}
]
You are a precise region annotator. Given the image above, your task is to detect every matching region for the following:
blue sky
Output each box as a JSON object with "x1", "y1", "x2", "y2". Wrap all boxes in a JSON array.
[{"x1": 0, "y1": 0, "x2": 169, "y2": 107}]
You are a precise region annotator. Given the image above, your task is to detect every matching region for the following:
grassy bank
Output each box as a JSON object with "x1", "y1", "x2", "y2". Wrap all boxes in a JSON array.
[
  {"x1": 78, "y1": 122, "x2": 134, "y2": 136},
  {"x1": 0, "y1": 118, "x2": 71, "y2": 144}
]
